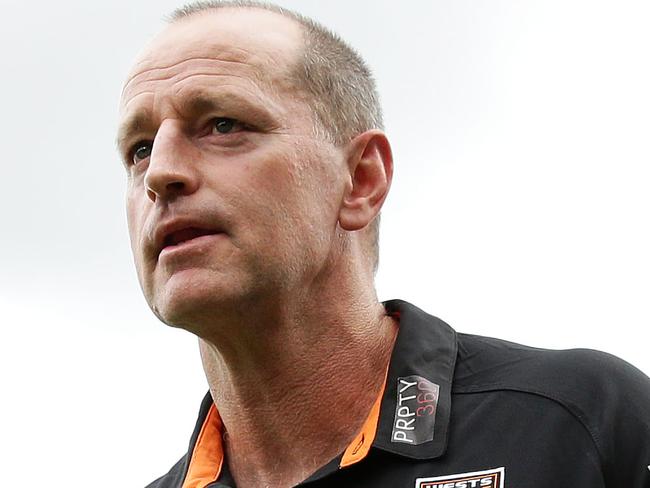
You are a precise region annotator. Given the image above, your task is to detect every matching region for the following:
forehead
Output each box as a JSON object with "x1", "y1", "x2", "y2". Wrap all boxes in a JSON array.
[{"x1": 120, "y1": 8, "x2": 303, "y2": 108}]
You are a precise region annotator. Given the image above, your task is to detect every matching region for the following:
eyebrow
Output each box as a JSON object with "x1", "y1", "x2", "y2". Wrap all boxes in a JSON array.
[
  {"x1": 115, "y1": 91, "x2": 280, "y2": 155},
  {"x1": 115, "y1": 110, "x2": 154, "y2": 154},
  {"x1": 181, "y1": 94, "x2": 224, "y2": 117},
  {"x1": 179, "y1": 91, "x2": 280, "y2": 128}
]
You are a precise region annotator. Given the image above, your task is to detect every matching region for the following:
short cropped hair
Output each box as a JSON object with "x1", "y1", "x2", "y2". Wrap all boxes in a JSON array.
[{"x1": 168, "y1": 1, "x2": 383, "y2": 272}]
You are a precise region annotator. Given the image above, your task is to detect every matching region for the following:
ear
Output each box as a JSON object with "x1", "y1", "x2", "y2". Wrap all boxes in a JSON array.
[{"x1": 339, "y1": 130, "x2": 393, "y2": 232}]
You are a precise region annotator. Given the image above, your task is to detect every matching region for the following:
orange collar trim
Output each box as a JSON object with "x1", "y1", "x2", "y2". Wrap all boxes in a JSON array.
[
  {"x1": 182, "y1": 369, "x2": 389, "y2": 487},
  {"x1": 181, "y1": 404, "x2": 224, "y2": 488},
  {"x1": 339, "y1": 368, "x2": 389, "y2": 468}
]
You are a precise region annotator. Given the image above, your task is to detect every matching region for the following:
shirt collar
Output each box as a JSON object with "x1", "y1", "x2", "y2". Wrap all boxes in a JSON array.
[
  {"x1": 182, "y1": 299, "x2": 458, "y2": 487},
  {"x1": 372, "y1": 299, "x2": 458, "y2": 460}
]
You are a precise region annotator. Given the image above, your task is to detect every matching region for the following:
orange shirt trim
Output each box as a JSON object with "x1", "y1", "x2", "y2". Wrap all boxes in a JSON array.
[
  {"x1": 181, "y1": 404, "x2": 224, "y2": 488},
  {"x1": 340, "y1": 368, "x2": 390, "y2": 468}
]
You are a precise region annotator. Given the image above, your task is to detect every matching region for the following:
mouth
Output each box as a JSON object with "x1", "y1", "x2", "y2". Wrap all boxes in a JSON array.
[{"x1": 160, "y1": 227, "x2": 223, "y2": 254}]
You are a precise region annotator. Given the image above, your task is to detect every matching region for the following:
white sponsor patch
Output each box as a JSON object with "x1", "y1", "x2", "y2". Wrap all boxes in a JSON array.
[
  {"x1": 415, "y1": 467, "x2": 505, "y2": 488},
  {"x1": 391, "y1": 375, "x2": 439, "y2": 445}
]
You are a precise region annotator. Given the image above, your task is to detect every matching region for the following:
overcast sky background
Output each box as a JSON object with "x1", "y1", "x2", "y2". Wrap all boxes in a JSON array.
[{"x1": 1, "y1": 1, "x2": 648, "y2": 486}]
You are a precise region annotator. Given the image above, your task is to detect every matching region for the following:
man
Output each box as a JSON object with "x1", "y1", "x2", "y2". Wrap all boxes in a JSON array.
[{"x1": 117, "y1": 2, "x2": 650, "y2": 487}]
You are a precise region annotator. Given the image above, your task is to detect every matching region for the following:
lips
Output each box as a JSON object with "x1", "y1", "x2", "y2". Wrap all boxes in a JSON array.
[
  {"x1": 151, "y1": 218, "x2": 224, "y2": 259},
  {"x1": 163, "y1": 227, "x2": 220, "y2": 248}
]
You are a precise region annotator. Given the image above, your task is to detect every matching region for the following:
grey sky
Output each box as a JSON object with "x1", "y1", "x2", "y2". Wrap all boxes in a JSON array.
[{"x1": 1, "y1": 1, "x2": 648, "y2": 485}]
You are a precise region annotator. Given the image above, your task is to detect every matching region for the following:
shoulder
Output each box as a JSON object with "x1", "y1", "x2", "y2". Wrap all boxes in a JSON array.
[
  {"x1": 454, "y1": 333, "x2": 650, "y2": 404},
  {"x1": 453, "y1": 332, "x2": 650, "y2": 486},
  {"x1": 454, "y1": 332, "x2": 648, "y2": 398}
]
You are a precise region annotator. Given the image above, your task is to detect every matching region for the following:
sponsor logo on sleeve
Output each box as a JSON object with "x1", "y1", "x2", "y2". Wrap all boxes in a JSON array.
[
  {"x1": 391, "y1": 375, "x2": 439, "y2": 445},
  {"x1": 415, "y1": 467, "x2": 505, "y2": 488}
]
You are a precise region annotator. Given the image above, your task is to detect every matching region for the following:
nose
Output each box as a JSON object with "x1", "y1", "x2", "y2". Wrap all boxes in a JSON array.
[{"x1": 144, "y1": 119, "x2": 200, "y2": 203}]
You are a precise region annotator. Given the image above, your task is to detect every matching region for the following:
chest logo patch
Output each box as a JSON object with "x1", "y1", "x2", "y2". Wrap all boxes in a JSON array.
[
  {"x1": 391, "y1": 375, "x2": 439, "y2": 444},
  {"x1": 415, "y1": 467, "x2": 505, "y2": 488}
]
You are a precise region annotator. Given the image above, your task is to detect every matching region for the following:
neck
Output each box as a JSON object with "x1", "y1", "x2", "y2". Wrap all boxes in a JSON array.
[{"x1": 198, "y1": 258, "x2": 397, "y2": 488}]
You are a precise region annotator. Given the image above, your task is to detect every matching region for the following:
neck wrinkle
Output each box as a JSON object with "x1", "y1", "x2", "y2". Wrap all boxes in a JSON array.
[{"x1": 198, "y1": 298, "x2": 397, "y2": 488}]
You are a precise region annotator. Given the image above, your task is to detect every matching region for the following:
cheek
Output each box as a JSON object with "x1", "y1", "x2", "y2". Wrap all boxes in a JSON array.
[
  {"x1": 125, "y1": 195, "x2": 139, "y2": 246},
  {"x1": 125, "y1": 190, "x2": 147, "y2": 263},
  {"x1": 249, "y1": 159, "x2": 313, "y2": 226},
  {"x1": 247, "y1": 147, "x2": 343, "y2": 244}
]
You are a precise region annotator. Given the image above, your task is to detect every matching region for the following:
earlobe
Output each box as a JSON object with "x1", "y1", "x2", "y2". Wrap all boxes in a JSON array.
[{"x1": 339, "y1": 130, "x2": 393, "y2": 232}]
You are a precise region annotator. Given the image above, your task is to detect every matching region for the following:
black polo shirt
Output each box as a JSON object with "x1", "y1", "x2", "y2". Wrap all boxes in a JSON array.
[{"x1": 146, "y1": 299, "x2": 650, "y2": 487}]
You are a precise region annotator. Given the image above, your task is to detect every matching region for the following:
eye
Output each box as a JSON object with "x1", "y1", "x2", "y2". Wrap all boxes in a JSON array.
[
  {"x1": 211, "y1": 117, "x2": 241, "y2": 134},
  {"x1": 131, "y1": 141, "x2": 152, "y2": 165}
]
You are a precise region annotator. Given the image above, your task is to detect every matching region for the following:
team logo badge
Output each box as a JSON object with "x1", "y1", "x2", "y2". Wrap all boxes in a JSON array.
[{"x1": 415, "y1": 467, "x2": 505, "y2": 488}]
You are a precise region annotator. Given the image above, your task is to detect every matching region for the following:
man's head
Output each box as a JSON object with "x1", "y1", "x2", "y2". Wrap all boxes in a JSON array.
[{"x1": 117, "y1": 2, "x2": 392, "y2": 331}]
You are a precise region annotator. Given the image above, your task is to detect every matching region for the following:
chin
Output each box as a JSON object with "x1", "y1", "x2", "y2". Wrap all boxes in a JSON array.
[{"x1": 148, "y1": 269, "x2": 255, "y2": 333}]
